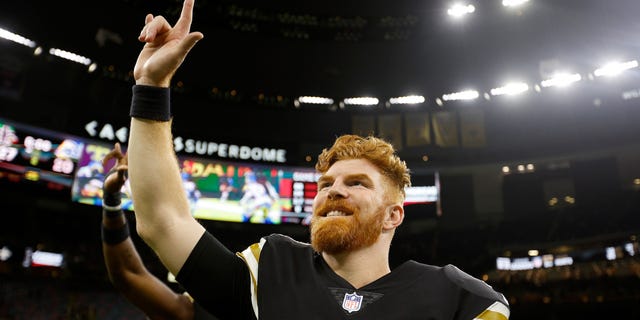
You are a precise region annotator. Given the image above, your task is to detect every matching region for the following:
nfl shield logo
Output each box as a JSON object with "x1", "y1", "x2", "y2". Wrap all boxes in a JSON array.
[{"x1": 342, "y1": 292, "x2": 363, "y2": 313}]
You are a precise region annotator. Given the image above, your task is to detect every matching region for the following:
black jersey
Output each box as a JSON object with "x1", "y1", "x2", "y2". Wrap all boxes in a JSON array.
[
  {"x1": 183, "y1": 292, "x2": 221, "y2": 320},
  {"x1": 178, "y1": 232, "x2": 510, "y2": 320},
  {"x1": 193, "y1": 300, "x2": 219, "y2": 320}
]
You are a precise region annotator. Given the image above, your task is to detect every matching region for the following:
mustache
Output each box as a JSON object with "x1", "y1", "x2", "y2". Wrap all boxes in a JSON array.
[{"x1": 314, "y1": 199, "x2": 358, "y2": 216}]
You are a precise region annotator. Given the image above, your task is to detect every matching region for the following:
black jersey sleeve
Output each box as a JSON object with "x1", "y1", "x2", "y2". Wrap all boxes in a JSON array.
[
  {"x1": 176, "y1": 231, "x2": 255, "y2": 320},
  {"x1": 193, "y1": 301, "x2": 221, "y2": 320},
  {"x1": 443, "y1": 264, "x2": 510, "y2": 320}
]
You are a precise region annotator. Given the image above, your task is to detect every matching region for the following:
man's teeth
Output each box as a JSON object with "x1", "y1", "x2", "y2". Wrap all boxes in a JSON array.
[{"x1": 326, "y1": 211, "x2": 347, "y2": 217}]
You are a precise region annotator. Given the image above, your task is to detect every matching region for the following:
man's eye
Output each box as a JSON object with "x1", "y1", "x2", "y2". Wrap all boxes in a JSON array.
[{"x1": 319, "y1": 182, "x2": 332, "y2": 190}]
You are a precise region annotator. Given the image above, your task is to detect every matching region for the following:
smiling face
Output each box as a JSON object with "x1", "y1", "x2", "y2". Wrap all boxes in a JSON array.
[{"x1": 310, "y1": 158, "x2": 394, "y2": 254}]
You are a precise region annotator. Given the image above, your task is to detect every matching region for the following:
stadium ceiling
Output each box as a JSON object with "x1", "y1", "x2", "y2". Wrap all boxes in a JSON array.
[{"x1": 1, "y1": 0, "x2": 639, "y2": 108}]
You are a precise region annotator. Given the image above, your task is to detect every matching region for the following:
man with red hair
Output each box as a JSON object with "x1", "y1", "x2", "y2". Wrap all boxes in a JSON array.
[{"x1": 125, "y1": 1, "x2": 510, "y2": 319}]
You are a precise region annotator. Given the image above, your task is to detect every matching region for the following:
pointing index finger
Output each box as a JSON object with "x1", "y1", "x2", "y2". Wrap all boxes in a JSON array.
[{"x1": 175, "y1": 0, "x2": 196, "y2": 32}]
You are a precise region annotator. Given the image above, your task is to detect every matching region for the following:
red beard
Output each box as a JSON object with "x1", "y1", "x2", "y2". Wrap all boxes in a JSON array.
[{"x1": 310, "y1": 199, "x2": 385, "y2": 254}]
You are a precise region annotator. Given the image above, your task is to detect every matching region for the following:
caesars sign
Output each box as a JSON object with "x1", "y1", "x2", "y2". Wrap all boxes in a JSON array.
[{"x1": 83, "y1": 121, "x2": 287, "y2": 163}]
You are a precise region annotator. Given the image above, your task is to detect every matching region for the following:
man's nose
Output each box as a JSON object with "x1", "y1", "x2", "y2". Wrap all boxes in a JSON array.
[{"x1": 327, "y1": 183, "x2": 347, "y2": 200}]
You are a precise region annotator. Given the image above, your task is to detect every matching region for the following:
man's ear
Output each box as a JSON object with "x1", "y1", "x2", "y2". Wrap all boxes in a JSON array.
[{"x1": 384, "y1": 204, "x2": 404, "y2": 230}]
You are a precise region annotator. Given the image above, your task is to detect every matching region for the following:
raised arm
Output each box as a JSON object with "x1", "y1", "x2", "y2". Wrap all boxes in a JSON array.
[
  {"x1": 101, "y1": 143, "x2": 195, "y2": 320},
  {"x1": 127, "y1": 0, "x2": 205, "y2": 275}
]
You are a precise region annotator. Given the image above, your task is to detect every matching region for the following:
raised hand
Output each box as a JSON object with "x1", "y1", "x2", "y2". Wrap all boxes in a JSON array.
[
  {"x1": 133, "y1": 0, "x2": 204, "y2": 87},
  {"x1": 102, "y1": 142, "x2": 128, "y2": 194}
]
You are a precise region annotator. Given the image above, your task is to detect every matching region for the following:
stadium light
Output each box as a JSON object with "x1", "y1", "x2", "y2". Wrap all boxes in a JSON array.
[
  {"x1": 490, "y1": 82, "x2": 529, "y2": 96},
  {"x1": 540, "y1": 73, "x2": 582, "y2": 88},
  {"x1": 49, "y1": 48, "x2": 92, "y2": 66},
  {"x1": 442, "y1": 90, "x2": 479, "y2": 101},
  {"x1": 0, "y1": 27, "x2": 36, "y2": 48},
  {"x1": 447, "y1": 4, "x2": 476, "y2": 18},
  {"x1": 388, "y1": 95, "x2": 425, "y2": 105},
  {"x1": 502, "y1": 0, "x2": 529, "y2": 7},
  {"x1": 594, "y1": 60, "x2": 638, "y2": 77},
  {"x1": 343, "y1": 97, "x2": 379, "y2": 106},
  {"x1": 297, "y1": 96, "x2": 334, "y2": 104}
]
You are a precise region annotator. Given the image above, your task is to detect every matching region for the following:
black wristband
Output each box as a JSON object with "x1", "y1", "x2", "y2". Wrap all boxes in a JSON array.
[
  {"x1": 103, "y1": 208, "x2": 124, "y2": 218},
  {"x1": 103, "y1": 191, "x2": 122, "y2": 208},
  {"x1": 130, "y1": 85, "x2": 171, "y2": 121},
  {"x1": 101, "y1": 223, "x2": 130, "y2": 245}
]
